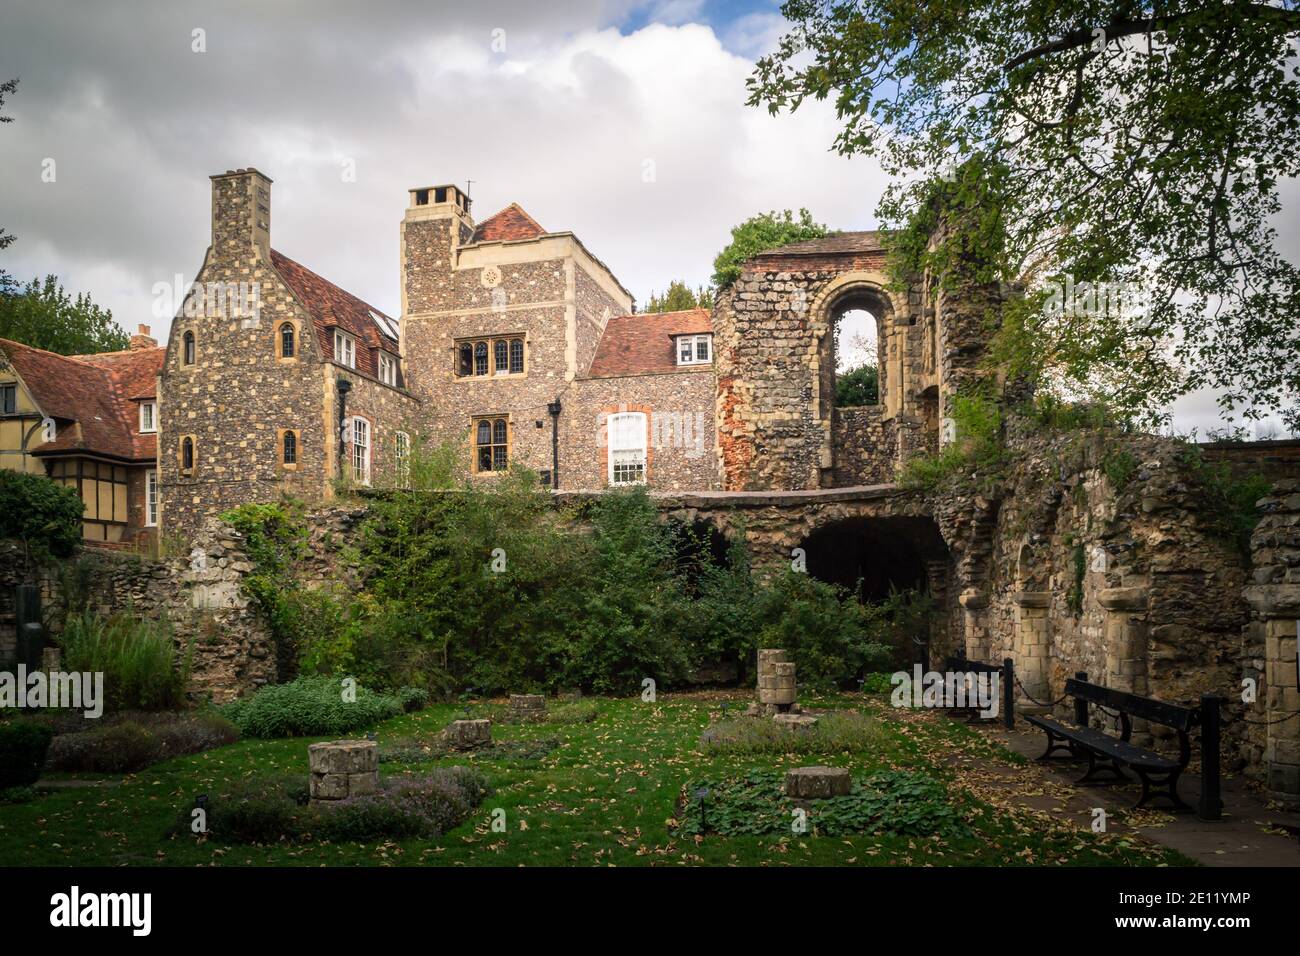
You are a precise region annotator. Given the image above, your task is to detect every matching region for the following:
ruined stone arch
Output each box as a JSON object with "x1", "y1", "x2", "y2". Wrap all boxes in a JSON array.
[{"x1": 806, "y1": 272, "x2": 903, "y2": 428}]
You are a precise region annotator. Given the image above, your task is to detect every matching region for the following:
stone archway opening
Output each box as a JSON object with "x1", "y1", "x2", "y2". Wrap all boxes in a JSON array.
[
  {"x1": 799, "y1": 515, "x2": 950, "y2": 666},
  {"x1": 818, "y1": 285, "x2": 892, "y2": 417},
  {"x1": 835, "y1": 309, "x2": 880, "y2": 407}
]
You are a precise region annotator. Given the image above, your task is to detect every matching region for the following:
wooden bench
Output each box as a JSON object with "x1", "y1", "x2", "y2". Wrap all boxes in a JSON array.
[{"x1": 1025, "y1": 677, "x2": 1201, "y2": 812}]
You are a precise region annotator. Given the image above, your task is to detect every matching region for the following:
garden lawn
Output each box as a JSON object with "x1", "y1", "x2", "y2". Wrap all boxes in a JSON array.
[{"x1": 0, "y1": 692, "x2": 1191, "y2": 867}]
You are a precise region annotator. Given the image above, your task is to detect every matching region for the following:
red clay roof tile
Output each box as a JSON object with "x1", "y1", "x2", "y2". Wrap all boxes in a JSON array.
[
  {"x1": 586, "y1": 308, "x2": 713, "y2": 378},
  {"x1": 0, "y1": 337, "x2": 162, "y2": 462},
  {"x1": 269, "y1": 249, "x2": 400, "y2": 382},
  {"x1": 470, "y1": 203, "x2": 547, "y2": 243}
]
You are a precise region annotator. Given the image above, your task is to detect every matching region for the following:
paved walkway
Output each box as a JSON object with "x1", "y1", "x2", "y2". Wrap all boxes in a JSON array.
[{"x1": 959, "y1": 716, "x2": 1300, "y2": 866}]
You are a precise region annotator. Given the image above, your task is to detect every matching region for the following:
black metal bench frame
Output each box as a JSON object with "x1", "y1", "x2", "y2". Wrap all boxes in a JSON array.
[
  {"x1": 942, "y1": 653, "x2": 1014, "y2": 730},
  {"x1": 1026, "y1": 676, "x2": 1200, "y2": 812}
]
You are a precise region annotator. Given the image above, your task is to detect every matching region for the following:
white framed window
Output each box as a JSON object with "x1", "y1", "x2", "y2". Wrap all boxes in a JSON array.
[
  {"x1": 676, "y1": 334, "x2": 711, "y2": 365},
  {"x1": 145, "y1": 469, "x2": 158, "y2": 526},
  {"x1": 608, "y1": 412, "x2": 648, "y2": 485},
  {"x1": 378, "y1": 353, "x2": 398, "y2": 386},
  {"x1": 334, "y1": 330, "x2": 356, "y2": 369},
  {"x1": 394, "y1": 431, "x2": 410, "y2": 486},
  {"x1": 351, "y1": 417, "x2": 370, "y2": 484},
  {"x1": 139, "y1": 401, "x2": 157, "y2": 433}
]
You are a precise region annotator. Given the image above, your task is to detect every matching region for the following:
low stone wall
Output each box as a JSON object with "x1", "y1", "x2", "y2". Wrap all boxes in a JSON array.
[{"x1": 831, "y1": 405, "x2": 896, "y2": 486}]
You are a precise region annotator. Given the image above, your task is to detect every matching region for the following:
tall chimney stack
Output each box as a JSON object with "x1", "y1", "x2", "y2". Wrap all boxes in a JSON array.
[{"x1": 209, "y1": 168, "x2": 272, "y2": 257}]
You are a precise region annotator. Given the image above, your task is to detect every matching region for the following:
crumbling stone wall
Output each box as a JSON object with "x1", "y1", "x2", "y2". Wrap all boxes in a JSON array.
[
  {"x1": 1, "y1": 524, "x2": 275, "y2": 703},
  {"x1": 1244, "y1": 480, "x2": 1300, "y2": 805},
  {"x1": 932, "y1": 425, "x2": 1260, "y2": 769}
]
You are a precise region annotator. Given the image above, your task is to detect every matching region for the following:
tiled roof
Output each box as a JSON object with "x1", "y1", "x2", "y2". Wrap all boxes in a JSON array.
[
  {"x1": 270, "y1": 249, "x2": 400, "y2": 381},
  {"x1": 470, "y1": 203, "x2": 547, "y2": 243},
  {"x1": 755, "y1": 231, "x2": 886, "y2": 257},
  {"x1": 0, "y1": 338, "x2": 163, "y2": 462},
  {"x1": 586, "y1": 308, "x2": 713, "y2": 378}
]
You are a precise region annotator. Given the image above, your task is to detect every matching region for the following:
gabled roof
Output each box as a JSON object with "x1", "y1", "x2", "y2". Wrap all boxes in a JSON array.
[
  {"x1": 269, "y1": 249, "x2": 400, "y2": 381},
  {"x1": 470, "y1": 203, "x2": 547, "y2": 244},
  {"x1": 586, "y1": 308, "x2": 713, "y2": 379},
  {"x1": 0, "y1": 337, "x2": 163, "y2": 462}
]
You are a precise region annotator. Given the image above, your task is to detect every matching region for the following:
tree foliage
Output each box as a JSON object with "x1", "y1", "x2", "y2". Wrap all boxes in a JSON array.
[
  {"x1": 0, "y1": 275, "x2": 127, "y2": 355},
  {"x1": 643, "y1": 280, "x2": 713, "y2": 313},
  {"x1": 836, "y1": 363, "x2": 879, "y2": 406},
  {"x1": 749, "y1": 1, "x2": 1300, "y2": 429},
  {"x1": 712, "y1": 209, "x2": 828, "y2": 290}
]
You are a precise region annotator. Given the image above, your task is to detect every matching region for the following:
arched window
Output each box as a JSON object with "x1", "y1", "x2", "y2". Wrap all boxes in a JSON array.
[
  {"x1": 509, "y1": 338, "x2": 524, "y2": 373},
  {"x1": 182, "y1": 331, "x2": 195, "y2": 365},
  {"x1": 181, "y1": 436, "x2": 195, "y2": 471},
  {"x1": 474, "y1": 417, "x2": 508, "y2": 472},
  {"x1": 493, "y1": 339, "x2": 508, "y2": 373},
  {"x1": 282, "y1": 430, "x2": 297, "y2": 465},
  {"x1": 608, "y1": 412, "x2": 647, "y2": 485},
  {"x1": 458, "y1": 343, "x2": 473, "y2": 377},
  {"x1": 280, "y1": 323, "x2": 295, "y2": 358},
  {"x1": 474, "y1": 341, "x2": 488, "y2": 376}
]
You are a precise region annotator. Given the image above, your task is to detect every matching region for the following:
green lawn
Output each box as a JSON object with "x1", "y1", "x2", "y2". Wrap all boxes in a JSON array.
[{"x1": 0, "y1": 692, "x2": 1191, "y2": 866}]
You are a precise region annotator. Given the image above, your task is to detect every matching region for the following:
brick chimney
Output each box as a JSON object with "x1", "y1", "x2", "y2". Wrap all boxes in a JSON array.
[
  {"x1": 129, "y1": 324, "x2": 157, "y2": 350},
  {"x1": 210, "y1": 168, "x2": 272, "y2": 257}
]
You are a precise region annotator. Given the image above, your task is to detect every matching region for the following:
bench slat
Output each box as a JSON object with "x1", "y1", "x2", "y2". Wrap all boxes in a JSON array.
[
  {"x1": 1025, "y1": 714, "x2": 1178, "y2": 771},
  {"x1": 1063, "y1": 678, "x2": 1198, "y2": 730}
]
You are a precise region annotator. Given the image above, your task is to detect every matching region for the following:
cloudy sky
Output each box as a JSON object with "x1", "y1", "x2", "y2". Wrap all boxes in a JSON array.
[{"x1": 0, "y1": 0, "x2": 1292, "y2": 435}]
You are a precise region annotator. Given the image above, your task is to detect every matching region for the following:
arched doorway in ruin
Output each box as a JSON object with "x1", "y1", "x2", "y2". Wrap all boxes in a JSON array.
[
  {"x1": 798, "y1": 515, "x2": 950, "y2": 668},
  {"x1": 807, "y1": 273, "x2": 905, "y2": 487}
]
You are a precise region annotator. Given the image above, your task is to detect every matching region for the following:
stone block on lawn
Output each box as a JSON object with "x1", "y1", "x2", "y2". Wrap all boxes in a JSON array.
[
  {"x1": 308, "y1": 739, "x2": 378, "y2": 776},
  {"x1": 772, "y1": 713, "x2": 818, "y2": 730},
  {"x1": 445, "y1": 719, "x2": 492, "y2": 750},
  {"x1": 308, "y1": 739, "x2": 380, "y2": 803},
  {"x1": 507, "y1": 694, "x2": 547, "y2": 722},
  {"x1": 785, "y1": 766, "x2": 851, "y2": 799}
]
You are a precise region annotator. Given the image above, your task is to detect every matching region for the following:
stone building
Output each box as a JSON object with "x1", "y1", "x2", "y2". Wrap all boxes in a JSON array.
[
  {"x1": 148, "y1": 169, "x2": 724, "y2": 537},
  {"x1": 0, "y1": 330, "x2": 163, "y2": 545},
  {"x1": 157, "y1": 169, "x2": 420, "y2": 538}
]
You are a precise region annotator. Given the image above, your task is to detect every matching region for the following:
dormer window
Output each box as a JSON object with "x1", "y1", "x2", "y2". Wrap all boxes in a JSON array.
[
  {"x1": 677, "y1": 334, "x2": 711, "y2": 365},
  {"x1": 378, "y1": 352, "x2": 398, "y2": 386},
  {"x1": 139, "y1": 401, "x2": 157, "y2": 433},
  {"x1": 334, "y1": 330, "x2": 356, "y2": 369}
]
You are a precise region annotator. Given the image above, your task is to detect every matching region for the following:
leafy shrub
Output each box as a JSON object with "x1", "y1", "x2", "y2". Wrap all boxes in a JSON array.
[
  {"x1": 898, "y1": 393, "x2": 1007, "y2": 492},
  {"x1": 220, "y1": 675, "x2": 401, "y2": 738},
  {"x1": 563, "y1": 487, "x2": 692, "y2": 693},
  {"x1": 45, "y1": 712, "x2": 239, "y2": 774},
  {"x1": 397, "y1": 686, "x2": 430, "y2": 713},
  {"x1": 678, "y1": 769, "x2": 967, "y2": 837},
  {"x1": 0, "y1": 719, "x2": 54, "y2": 788},
  {"x1": 0, "y1": 469, "x2": 83, "y2": 560},
  {"x1": 861, "y1": 672, "x2": 896, "y2": 694},
  {"x1": 58, "y1": 611, "x2": 189, "y2": 711},
  {"x1": 698, "y1": 710, "x2": 889, "y2": 756},
  {"x1": 176, "y1": 767, "x2": 490, "y2": 844}
]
